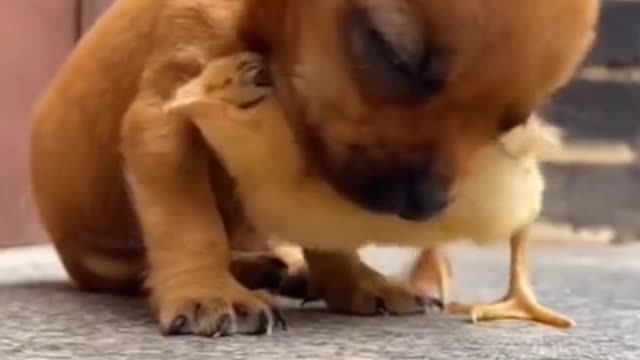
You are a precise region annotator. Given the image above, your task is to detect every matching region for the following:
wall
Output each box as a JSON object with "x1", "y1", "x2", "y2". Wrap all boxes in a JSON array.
[{"x1": 0, "y1": 1, "x2": 78, "y2": 246}]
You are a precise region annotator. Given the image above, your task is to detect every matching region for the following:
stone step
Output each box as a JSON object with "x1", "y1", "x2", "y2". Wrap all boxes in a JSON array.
[
  {"x1": 543, "y1": 140, "x2": 637, "y2": 165},
  {"x1": 541, "y1": 163, "x2": 640, "y2": 241}
]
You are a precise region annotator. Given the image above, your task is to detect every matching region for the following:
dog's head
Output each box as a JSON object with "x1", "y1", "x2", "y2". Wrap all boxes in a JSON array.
[{"x1": 241, "y1": 0, "x2": 599, "y2": 220}]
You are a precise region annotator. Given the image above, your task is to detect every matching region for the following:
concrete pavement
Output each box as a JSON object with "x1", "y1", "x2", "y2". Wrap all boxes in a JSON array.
[{"x1": 1, "y1": 244, "x2": 639, "y2": 360}]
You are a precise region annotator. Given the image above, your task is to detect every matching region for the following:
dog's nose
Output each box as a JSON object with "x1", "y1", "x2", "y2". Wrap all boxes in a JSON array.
[{"x1": 355, "y1": 165, "x2": 450, "y2": 221}]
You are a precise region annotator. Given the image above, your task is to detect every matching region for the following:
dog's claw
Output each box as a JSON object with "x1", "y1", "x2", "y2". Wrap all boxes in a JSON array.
[
  {"x1": 416, "y1": 295, "x2": 444, "y2": 312},
  {"x1": 211, "y1": 314, "x2": 233, "y2": 337},
  {"x1": 375, "y1": 297, "x2": 390, "y2": 315},
  {"x1": 255, "y1": 311, "x2": 272, "y2": 335},
  {"x1": 274, "y1": 309, "x2": 288, "y2": 331},
  {"x1": 167, "y1": 314, "x2": 190, "y2": 335}
]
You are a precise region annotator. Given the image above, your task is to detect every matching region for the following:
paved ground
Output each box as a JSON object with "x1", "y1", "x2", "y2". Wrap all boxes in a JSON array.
[{"x1": 1, "y1": 244, "x2": 639, "y2": 360}]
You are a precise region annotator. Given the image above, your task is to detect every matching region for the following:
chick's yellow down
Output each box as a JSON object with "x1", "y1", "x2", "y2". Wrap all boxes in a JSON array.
[{"x1": 165, "y1": 55, "x2": 572, "y2": 327}]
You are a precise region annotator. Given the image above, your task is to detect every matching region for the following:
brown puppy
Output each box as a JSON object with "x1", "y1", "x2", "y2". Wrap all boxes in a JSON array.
[
  {"x1": 31, "y1": 0, "x2": 599, "y2": 337},
  {"x1": 167, "y1": 55, "x2": 570, "y2": 328}
]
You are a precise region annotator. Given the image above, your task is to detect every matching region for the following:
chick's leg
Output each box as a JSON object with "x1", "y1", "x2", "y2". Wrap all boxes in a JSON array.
[
  {"x1": 448, "y1": 228, "x2": 574, "y2": 328},
  {"x1": 409, "y1": 248, "x2": 453, "y2": 304}
]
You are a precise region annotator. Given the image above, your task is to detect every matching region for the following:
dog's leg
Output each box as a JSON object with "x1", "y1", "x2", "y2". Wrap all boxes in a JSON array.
[
  {"x1": 448, "y1": 228, "x2": 574, "y2": 328},
  {"x1": 121, "y1": 89, "x2": 282, "y2": 336},
  {"x1": 304, "y1": 250, "x2": 443, "y2": 315}
]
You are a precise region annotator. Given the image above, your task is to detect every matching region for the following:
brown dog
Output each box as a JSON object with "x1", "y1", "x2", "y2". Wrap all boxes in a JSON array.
[
  {"x1": 167, "y1": 54, "x2": 571, "y2": 329},
  {"x1": 31, "y1": 0, "x2": 599, "y2": 337}
]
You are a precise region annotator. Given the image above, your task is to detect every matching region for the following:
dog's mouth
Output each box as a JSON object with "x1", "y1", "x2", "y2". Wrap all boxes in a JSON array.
[
  {"x1": 298, "y1": 128, "x2": 451, "y2": 221},
  {"x1": 349, "y1": 169, "x2": 450, "y2": 221},
  {"x1": 332, "y1": 161, "x2": 451, "y2": 221}
]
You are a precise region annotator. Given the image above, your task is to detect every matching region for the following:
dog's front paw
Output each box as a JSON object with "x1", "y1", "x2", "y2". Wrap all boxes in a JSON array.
[
  {"x1": 151, "y1": 277, "x2": 285, "y2": 337},
  {"x1": 325, "y1": 274, "x2": 442, "y2": 316},
  {"x1": 307, "y1": 253, "x2": 442, "y2": 315}
]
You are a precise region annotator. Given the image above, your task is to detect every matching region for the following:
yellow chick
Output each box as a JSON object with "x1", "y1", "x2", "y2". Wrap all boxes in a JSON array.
[
  {"x1": 409, "y1": 120, "x2": 573, "y2": 328},
  {"x1": 164, "y1": 55, "x2": 572, "y2": 328}
]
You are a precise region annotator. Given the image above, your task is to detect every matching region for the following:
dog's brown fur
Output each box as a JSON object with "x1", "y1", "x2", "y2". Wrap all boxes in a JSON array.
[
  {"x1": 31, "y1": 0, "x2": 599, "y2": 337},
  {"x1": 241, "y1": 1, "x2": 599, "y2": 196}
]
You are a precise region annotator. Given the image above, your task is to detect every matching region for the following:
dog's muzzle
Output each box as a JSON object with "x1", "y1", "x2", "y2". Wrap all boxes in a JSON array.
[{"x1": 350, "y1": 164, "x2": 451, "y2": 221}]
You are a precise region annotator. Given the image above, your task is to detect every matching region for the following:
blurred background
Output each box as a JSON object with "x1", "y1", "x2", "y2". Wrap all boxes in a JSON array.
[{"x1": 0, "y1": 0, "x2": 638, "y2": 249}]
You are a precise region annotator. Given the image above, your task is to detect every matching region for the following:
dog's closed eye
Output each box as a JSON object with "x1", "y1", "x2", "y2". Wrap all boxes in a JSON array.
[{"x1": 343, "y1": 4, "x2": 449, "y2": 105}]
